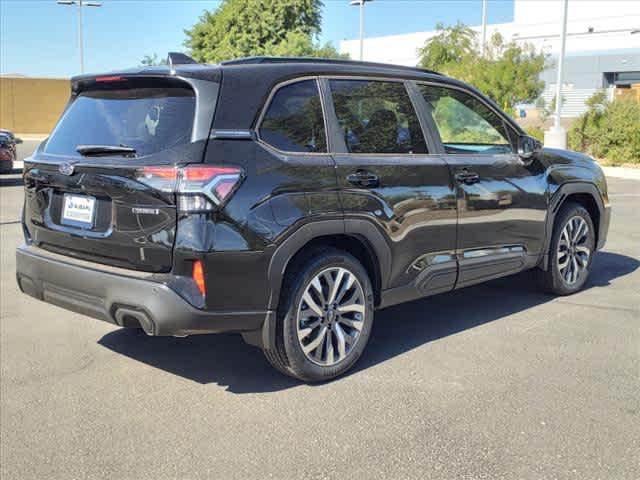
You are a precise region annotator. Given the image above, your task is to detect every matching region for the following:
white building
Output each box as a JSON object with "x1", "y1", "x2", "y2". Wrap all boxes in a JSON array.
[{"x1": 340, "y1": 0, "x2": 640, "y2": 117}]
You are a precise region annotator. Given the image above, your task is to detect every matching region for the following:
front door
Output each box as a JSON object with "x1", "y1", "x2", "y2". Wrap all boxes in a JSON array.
[
  {"x1": 416, "y1": 83, "x2": 548, "y2": 288},
  {"x1": 324, "y1": 78, "x2": 458, "y2": 302}
]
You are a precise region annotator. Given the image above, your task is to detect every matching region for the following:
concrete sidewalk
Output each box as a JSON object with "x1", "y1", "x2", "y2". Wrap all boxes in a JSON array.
[{"x1": 602, "y1": 166, "x2": 640, "y2": 181}]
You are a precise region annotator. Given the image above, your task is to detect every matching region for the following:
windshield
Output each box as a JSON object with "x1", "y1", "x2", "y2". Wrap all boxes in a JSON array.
[{"x1": 44, "y1": 86, "x2": 195, "y2": 157}]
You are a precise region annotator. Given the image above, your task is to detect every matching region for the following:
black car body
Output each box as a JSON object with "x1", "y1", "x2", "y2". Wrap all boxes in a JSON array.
[{"x1": 16, "y1": 56, "x2": 611, "y2": 381}]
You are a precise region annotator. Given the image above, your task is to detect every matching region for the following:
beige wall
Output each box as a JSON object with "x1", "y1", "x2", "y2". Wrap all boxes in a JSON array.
[{"x1": 0, "y1": 77, "x2": 70, "y2": 134}]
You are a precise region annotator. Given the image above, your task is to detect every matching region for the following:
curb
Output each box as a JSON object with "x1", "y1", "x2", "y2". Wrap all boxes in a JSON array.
[{"x1": 602, "y1": 166, "x2": 640, "y2": 181}]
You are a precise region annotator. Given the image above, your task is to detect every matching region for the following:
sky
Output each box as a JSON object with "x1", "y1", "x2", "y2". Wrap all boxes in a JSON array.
[{"x1": 0, "y1": 0, "x2": 514, "y2": 78}]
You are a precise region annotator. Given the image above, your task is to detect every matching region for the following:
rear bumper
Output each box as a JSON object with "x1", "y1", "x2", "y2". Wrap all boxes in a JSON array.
[{"x1": 16, "y1": 244, "x2": 269, "y2": 337}]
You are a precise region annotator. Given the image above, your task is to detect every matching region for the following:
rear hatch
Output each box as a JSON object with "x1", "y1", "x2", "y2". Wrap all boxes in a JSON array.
[{"x1": 23, "y1": 73, "x2": 218, "y2": 272}]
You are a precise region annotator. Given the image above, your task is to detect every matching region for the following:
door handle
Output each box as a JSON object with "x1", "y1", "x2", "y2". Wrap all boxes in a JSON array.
[
  {"x1": 455, "y1": 170, "x2": 480, "y2": 185},
  {"x1": 347, "y1": 171, "x2": 379, "y2": 188}
]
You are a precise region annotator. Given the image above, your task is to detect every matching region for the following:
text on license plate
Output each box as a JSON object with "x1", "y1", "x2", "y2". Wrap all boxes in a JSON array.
[{"x1": 62, "y1": 194, "x2": 96, "y2": 227}]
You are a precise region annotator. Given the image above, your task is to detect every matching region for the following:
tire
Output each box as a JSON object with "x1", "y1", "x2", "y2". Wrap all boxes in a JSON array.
[
  {"x1": 533, "y1": 202, "x2": 596, "y2": 295},
  {"x1": 264, "y1": 248, "x2": 375, "y2": 382}
]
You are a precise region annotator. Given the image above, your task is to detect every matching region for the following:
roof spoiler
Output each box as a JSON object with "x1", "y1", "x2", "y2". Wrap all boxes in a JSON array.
[{"x1": 167, "y1": 52, "x2": 198, "y2": 67}]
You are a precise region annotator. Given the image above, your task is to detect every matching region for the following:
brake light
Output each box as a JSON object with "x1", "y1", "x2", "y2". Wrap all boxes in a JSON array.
[
  {"x1": 192, "y1": 260, "x2": 206, "y2": 297},
  {"x1": 136, "y1": 165, "x2": 243, "y2": 212},
  {"x1": 95, "y1": 75, "x2": 124, "y2": 83}
]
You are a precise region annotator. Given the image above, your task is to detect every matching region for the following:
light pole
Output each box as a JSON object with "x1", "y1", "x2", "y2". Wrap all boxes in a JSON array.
[
  {"x1": 481, "y1": 0, "x2": 488, "y2": 57},
  {"x1": 544, "y1": 0, "x2": 569, "y2": 149},
  {"x1": 57, "y1": 0, "x2": 102, "y2": 74},
  {"x1": 350, "y1": 0, "x2": 373, "y2": 61}
]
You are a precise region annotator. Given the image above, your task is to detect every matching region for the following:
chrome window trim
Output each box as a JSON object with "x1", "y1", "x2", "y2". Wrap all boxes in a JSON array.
[
  {"x1": 254, "y1": 76, "x2": 331, "y2": 157},
  {"x1": 210, "y1": 129, "x2": 254, "y2": 140}
]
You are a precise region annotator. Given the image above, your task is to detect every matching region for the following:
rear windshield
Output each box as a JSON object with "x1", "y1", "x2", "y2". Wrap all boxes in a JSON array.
[{"x1": 45, "y1": 86, "x2": 195, "y2": 157}]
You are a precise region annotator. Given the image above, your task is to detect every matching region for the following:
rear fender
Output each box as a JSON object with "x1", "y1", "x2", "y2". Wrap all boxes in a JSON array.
[{"x1": 245, "y1": 219, "x2": 391, "y2": 351}]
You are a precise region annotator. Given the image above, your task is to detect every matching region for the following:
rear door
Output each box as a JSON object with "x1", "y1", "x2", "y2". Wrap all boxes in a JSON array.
[
  {"x1": 23, "y1": 76, "x2": 213, "y2": 272},
  {"x1": 325, "y1": 77, "x2": 458, "y2": 299},
  {"x1": 416, "y1": 83, "x2": 547, "y2": 288}
]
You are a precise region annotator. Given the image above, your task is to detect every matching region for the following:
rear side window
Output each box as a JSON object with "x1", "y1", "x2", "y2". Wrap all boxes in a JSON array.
[
  {"x1": 418, "y1": 85, "x2": 512, "y2": 154},
  {"x1": 259, "y1": 79, "x2": 327, "y2": 153},
  {"x1": 45, "y1": 86, "x2": 195, "y2": 157},
  {"x1": 329, "y1": 79, "x2": 427, "y2": 154}
]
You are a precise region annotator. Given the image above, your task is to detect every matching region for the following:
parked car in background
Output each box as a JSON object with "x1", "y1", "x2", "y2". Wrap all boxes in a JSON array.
[
  {"x1": 0, "y1": 130, "x2": 22, "y2": 173},
  {"x1": 16, "y1": 56, "x2": 610, "y2": 382}
]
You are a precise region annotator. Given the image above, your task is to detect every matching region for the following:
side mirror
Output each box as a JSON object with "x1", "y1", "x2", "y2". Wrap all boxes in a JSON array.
[
  {"x1": 518, "y1": 135, "x2": 541, "y2": 160},
  {"x1": 14, "y1": 137, "x2": 23, "y2": 145}
]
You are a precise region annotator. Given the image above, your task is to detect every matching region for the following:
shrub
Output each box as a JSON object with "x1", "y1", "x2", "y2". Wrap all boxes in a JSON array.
[
  {"x1": 568, "y1": 92, "x2": 640, "y2": 165},
  {"x1": 524, "y1": 126, "x2": 545, "y2": 142}
]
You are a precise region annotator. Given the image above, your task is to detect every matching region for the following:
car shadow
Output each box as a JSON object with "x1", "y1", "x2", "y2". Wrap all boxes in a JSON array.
[{"x1": 98, "y1": 251, "x2": 638, "y2": 394}]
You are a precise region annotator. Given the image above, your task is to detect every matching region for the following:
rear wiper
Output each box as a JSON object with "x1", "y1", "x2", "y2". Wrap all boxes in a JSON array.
[{"x1": 76, "y1": 144, "x2": 136, "y2": 156}]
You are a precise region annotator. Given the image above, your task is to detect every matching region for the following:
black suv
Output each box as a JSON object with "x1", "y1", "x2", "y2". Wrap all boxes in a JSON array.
[{"x1": 16, "y1": 56, "x2": 611, "y2": 381}]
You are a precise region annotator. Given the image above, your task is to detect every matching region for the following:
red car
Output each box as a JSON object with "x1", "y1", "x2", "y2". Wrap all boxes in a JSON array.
[{"x1": 0, "y1": 130, "x2": 22, "y2": 173}]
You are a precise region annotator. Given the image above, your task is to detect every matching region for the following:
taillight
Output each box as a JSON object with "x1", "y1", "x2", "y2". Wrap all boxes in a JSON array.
[
  {"x1": 192, "y1": 260, "x2": 206, "y2": 297},
  {"x1": 94, "y1": 75, "x2": 124, "y2": 83},
  {"x1": 136, "y1": 165, "x2": 243, "y2": 212}
]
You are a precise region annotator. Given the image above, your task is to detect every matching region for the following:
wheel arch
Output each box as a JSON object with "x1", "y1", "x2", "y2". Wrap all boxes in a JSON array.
[
  {"x1": 241, "y1": 219, "x2": 391, "y2": 351},
  {"x1": 539, "y1": 182, "x2": 605, "y2": 270},
  {"x1": 267, "y1": 219, "x2": 391, "y2": 312}
]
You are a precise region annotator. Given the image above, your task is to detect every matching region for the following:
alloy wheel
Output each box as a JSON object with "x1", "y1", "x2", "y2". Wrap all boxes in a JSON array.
[
  {"x1": 557, "y1": 215, "x2": 591, "y2": 285},
  {"x1": 296, "y1": 267, "x2": 366, "y2": 366}
]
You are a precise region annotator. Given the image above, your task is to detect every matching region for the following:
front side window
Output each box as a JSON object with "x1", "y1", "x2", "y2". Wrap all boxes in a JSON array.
[
  {"x1": 330, "y1": 79, "x2": 427, "y2": 154},
  {"x1": 259, "y1": 79, "x2": 327, "y2": 153},
  {"x1": 418, "y1": 85, "x2": 513, "y2": 154}
]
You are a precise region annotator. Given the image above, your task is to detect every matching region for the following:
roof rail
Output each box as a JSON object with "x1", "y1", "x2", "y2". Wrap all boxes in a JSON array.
[
  {"x1": 167, "y1": 52, "x2": 198, "y2": 67},
  {"x1": 220, "y1": 56, "x2": 441, "y2": 76}
]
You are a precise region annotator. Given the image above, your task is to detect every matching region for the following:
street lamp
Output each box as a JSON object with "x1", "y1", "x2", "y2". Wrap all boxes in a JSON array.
[
  {"x1": 480, "y1": 0, "x2": 488, "y2": 57},
  {"x1": 350, "y1": 0, "x2": 373, "y2": 61},
  {"x1": 57, "y1": 0, "x2": 102, "y2": 74},
  {"x1": 544, "y1": 0, "x2": 569, "y2": 149}
]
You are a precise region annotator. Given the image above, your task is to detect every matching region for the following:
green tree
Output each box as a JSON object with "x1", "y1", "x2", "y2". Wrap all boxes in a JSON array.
[
  {"x1": 418, "y1": 22, "x2": 476, "y2": 68},
  {"x1": 184, "y1": 0, "x2": 345, "y2": 63},
  {"x1": 268, "y1": 31, "x2": 348, "y2": 59},
  {"x1": 568, "y1": 91, "x2": 640, "y2": 165},
  {"x1": 140, "y1": 53, "x2": 168, "y2": 67},
  {"x1": 418, "y1": 24, "x2": 547, "y2": 114}
]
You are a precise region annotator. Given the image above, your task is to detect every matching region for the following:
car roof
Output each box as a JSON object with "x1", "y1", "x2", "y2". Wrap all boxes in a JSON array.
[
  {"x1": 221, "y1": 56, "x2": 443, "y2": 77},
  {"x1": 72, "y1": 57, "x2": 453, "y2": 85},
  {"x1": 217, "y1": 56, "x2": 463, "y2": 85},
  {"x1": 213, "y1": 57, "x2": 476, "y2": 130},
  {"x1": 69, "y1": 55, "x2": 519, "y2": 134}
]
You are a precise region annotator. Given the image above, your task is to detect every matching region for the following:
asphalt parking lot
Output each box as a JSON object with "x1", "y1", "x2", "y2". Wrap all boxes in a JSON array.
[{"x1": 1, "y1": 155, "x2": 638, "y2": 479}]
